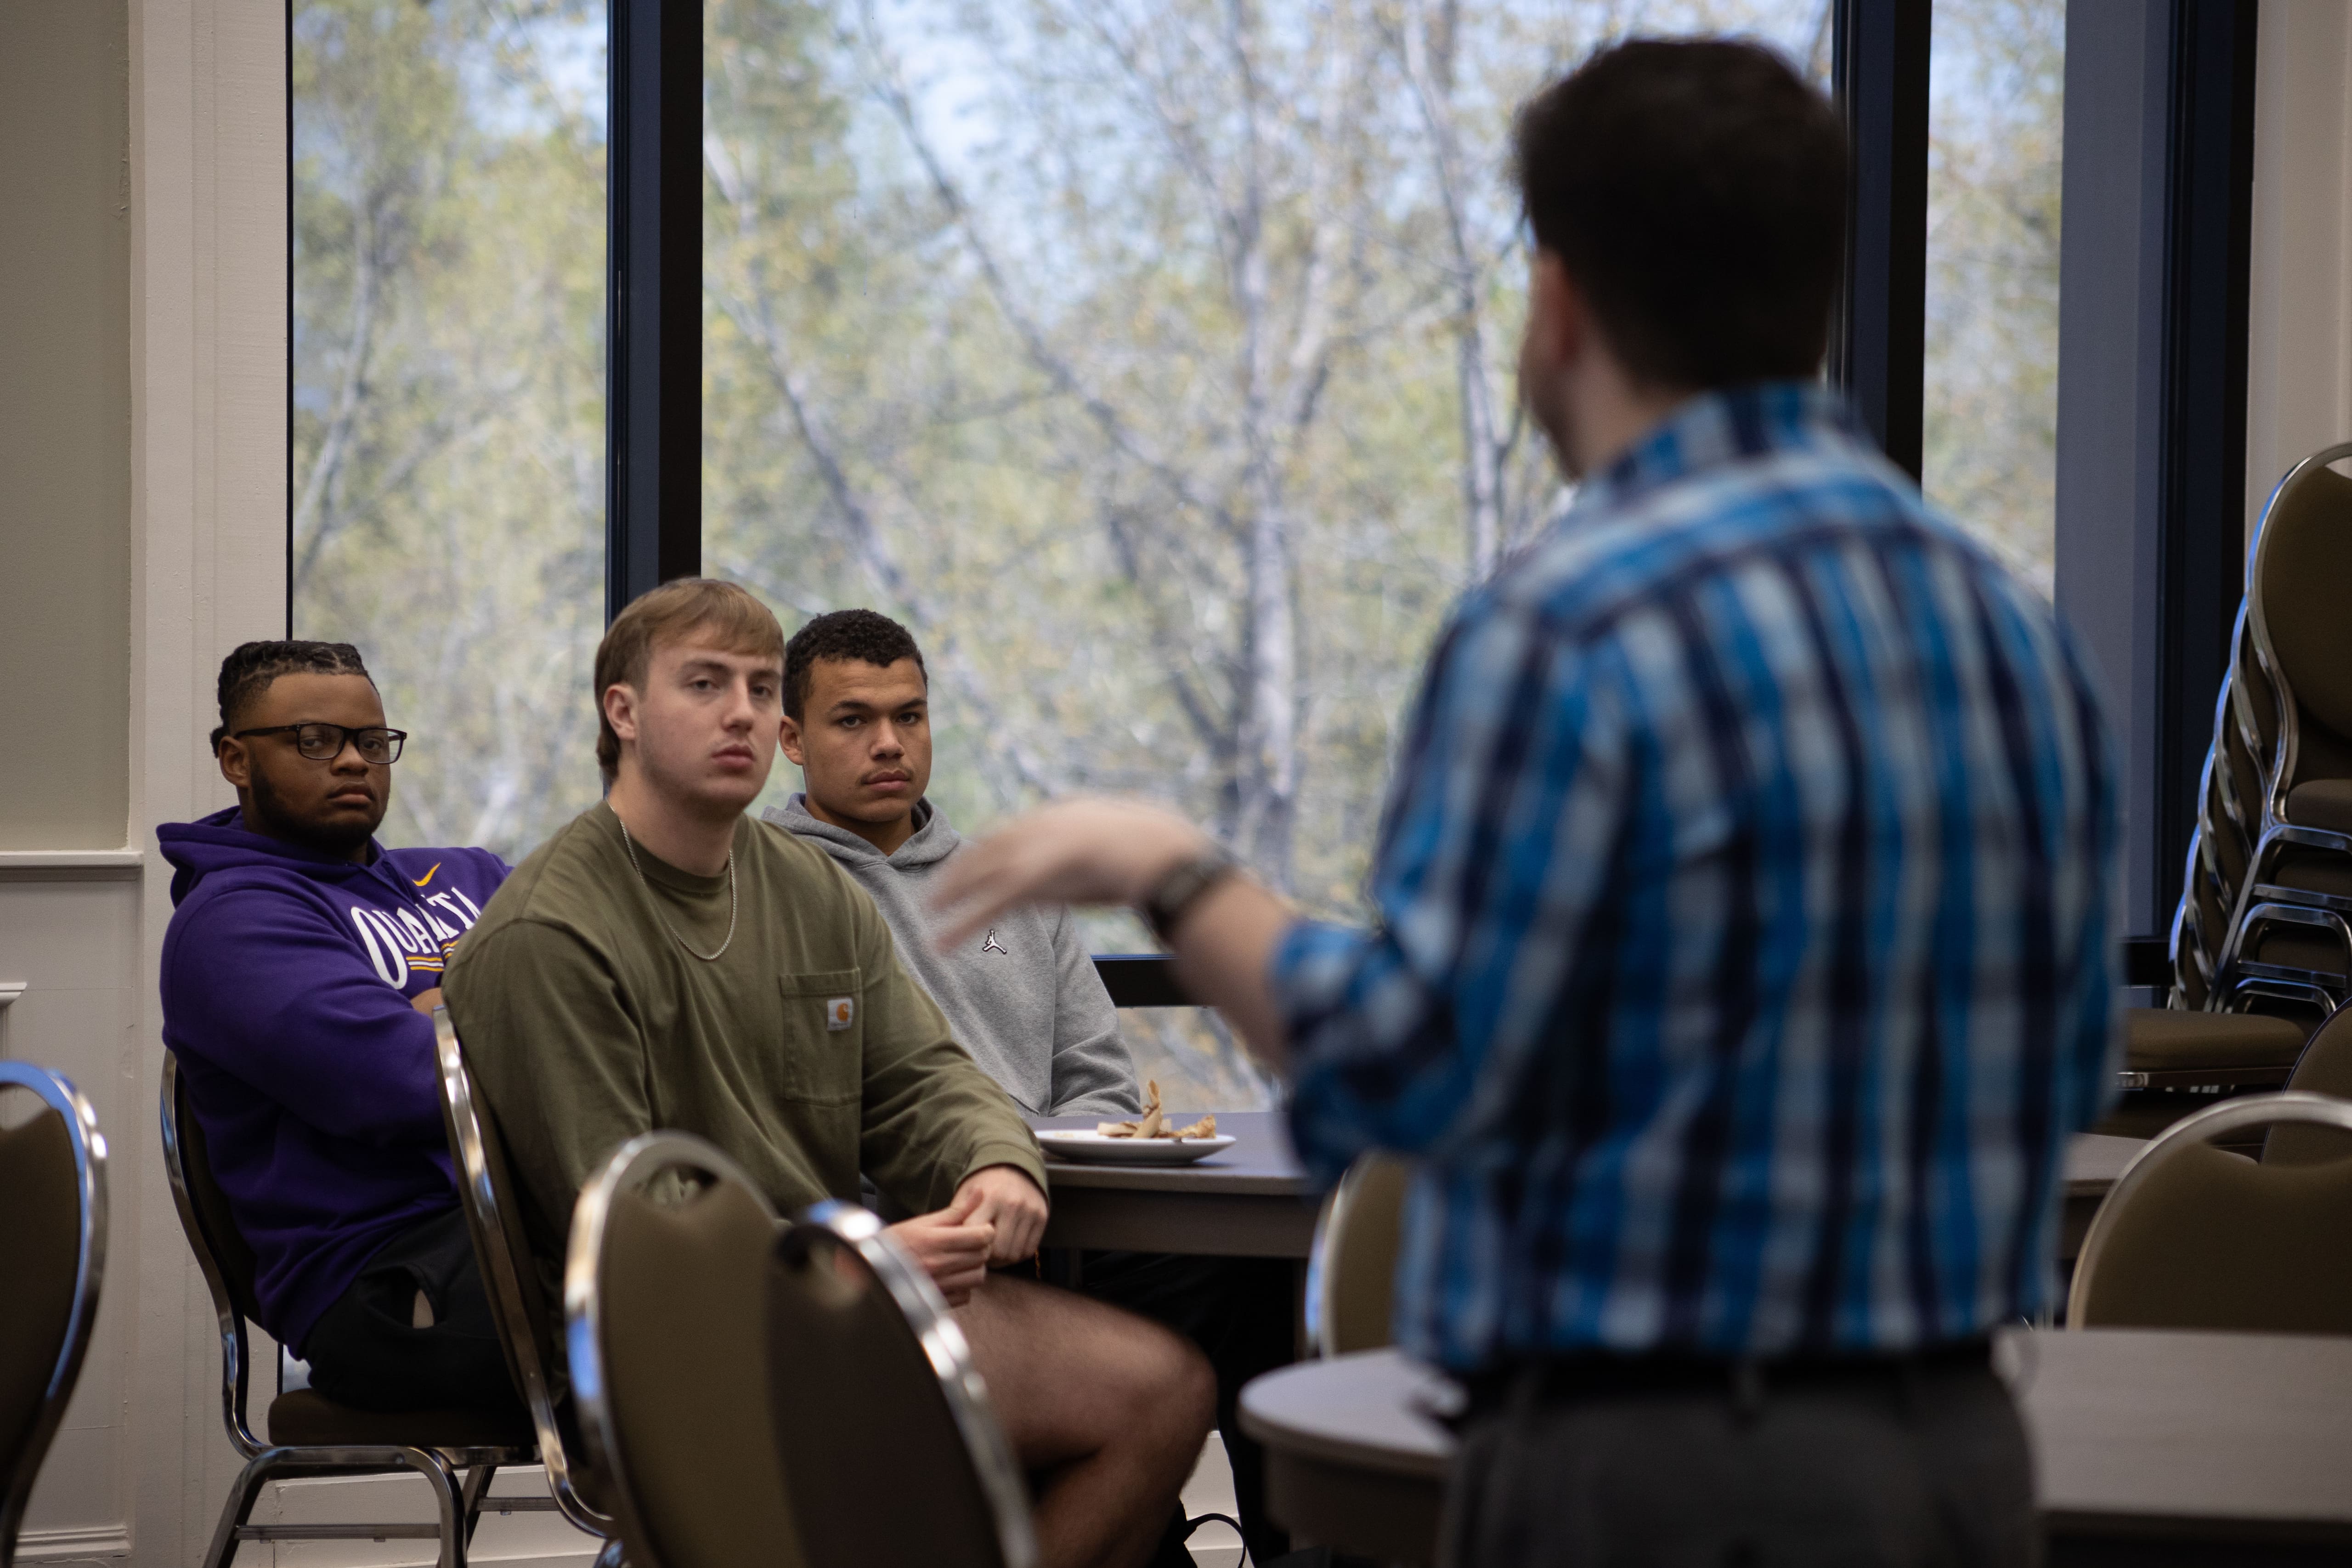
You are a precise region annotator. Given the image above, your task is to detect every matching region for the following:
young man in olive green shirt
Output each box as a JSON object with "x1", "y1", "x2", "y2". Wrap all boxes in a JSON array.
[{"x1": 446, "y1": 579, "x2": 1213, "y2": 1568}]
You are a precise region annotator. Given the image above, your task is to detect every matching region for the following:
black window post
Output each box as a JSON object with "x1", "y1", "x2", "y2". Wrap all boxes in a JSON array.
[
  {"x1": 1830, "y1": 0, "x2": 1930, "y2": 482},
  {"x1": 606, "y1": 0, "x2": 702, "y2": 623},
  {"x1": 2152, "y1": 0, "x2": 2259, "y2": 932},
  {"x1": 2052, "y1": 0, "x2": 2258, "y2": 949}
]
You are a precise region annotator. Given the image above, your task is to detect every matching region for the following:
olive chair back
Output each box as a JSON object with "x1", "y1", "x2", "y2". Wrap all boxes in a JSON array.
[
  {"x1": 2071, "y1": 1091, "x2": 2352, "y2": 1333},
  {"x1": 1304, "y1": 1152, "x2": 1411, "y2": 1356},
  {"x1": 769, "y1": 1202, "x2": 1035, "y2": 1568},
  {"x1": 431, "y1": 1013, "x2": 614, "y2": 1542},
  {"x1": 2251, "y1": 446, "x2": 2352, "y2": 812},
  {"x1": 2175, "y1": 442, "x2": 2352, "y2": 1017},
  {"x1": 565, "y1": 1132, "x2": 797, "y2": 1568},
  {"x1": 0, "y1": 1063, "x2": 106, "y2": 1568},
  {"x1": 2269, "y1": 1006, "x2": 2352, "y2": 1165}
]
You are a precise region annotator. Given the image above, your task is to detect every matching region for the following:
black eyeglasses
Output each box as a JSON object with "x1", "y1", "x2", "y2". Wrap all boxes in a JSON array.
[{"x1": 231, "y1": 722, "x2": 408, "y2": 764}]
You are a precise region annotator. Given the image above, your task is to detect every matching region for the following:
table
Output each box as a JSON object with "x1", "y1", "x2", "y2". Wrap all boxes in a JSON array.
[
  {"x1": 2018, "y1": 1326, "x2": 2352, "y2": 1557},
  {"x1": 1240, "y1": 1329, "x2": 2352, "y2": 1564},
  {"x1": 1238, "y1": 1348, "x2": 1451, "y2": 1561},
  {"x1": 1027, "y1": 1115, "x2": 2138, "y2": 1264},
  {"x1": 1027, "y1": 1109, "x2": 1316, "y2": 1257}
]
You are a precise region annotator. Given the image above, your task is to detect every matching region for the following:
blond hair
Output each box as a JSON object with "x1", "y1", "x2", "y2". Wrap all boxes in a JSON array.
[{"x1": 594, "y1": 578, "x2": 786, "y2": 778}]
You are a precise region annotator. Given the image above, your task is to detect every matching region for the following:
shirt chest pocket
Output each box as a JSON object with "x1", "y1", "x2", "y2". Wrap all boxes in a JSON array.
[{"x1": 772, "y1": 969, "x2": 864, "y2": 1104}]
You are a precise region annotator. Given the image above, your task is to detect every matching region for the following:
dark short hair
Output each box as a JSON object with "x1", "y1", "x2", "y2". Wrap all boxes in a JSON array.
[
  {"x1": 595, "y1": 578, "x2": 787, "y2": 778},
  {"x1": 1513, "y1": 38, "x2": 1848, "y2": 390},
  {"x1": 784, "y1": 609, "x2": 927, "y2": 721},
  {"x1": 212, "y1": 640, "x2": 373, "y2": 752}
]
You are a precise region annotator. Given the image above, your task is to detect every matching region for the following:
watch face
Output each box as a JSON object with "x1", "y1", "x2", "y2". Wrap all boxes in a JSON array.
[{"x1": 1147, "y1": 850, "x2": 1235, "y2": 940}]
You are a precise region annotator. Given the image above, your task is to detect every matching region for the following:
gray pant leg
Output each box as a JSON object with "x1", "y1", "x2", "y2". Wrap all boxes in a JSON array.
[{"x1": 1441, "y1": 1364, "x2": 2035, "y2": 1568}]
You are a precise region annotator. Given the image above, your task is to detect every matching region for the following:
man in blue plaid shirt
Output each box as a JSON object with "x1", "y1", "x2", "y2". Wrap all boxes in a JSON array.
[{"x1": 941, "y1": 37, "x2": 2118, "y2": 1566}]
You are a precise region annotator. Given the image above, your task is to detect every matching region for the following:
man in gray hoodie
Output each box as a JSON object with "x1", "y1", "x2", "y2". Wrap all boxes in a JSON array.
[
  {"x1": 766, "y1": 609, "x2": 1296, "y2": 1566},
  {"x1": 761, "y1": 615, "x2": 1137, "y2": 1118}
]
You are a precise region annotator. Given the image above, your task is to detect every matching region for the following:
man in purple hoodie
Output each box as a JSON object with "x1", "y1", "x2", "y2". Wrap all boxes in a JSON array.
[{"x1": 158, "y1": 640, "x2": 516, "y2": 1415}]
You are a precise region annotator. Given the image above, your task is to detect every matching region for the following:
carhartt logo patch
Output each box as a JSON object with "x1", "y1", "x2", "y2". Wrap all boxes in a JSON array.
[{"x1": 825, "y1": 997, "x2": 854, "y2": 1031}]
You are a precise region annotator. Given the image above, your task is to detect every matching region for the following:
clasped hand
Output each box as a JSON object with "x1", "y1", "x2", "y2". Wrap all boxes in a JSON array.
[{"x1": 884, "y1": 1164, "x2": 1048, "y2": 1308}]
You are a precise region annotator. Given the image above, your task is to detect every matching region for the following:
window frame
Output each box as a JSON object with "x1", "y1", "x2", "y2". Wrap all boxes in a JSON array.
[
  {"x1": 2052, "y1": 0, "x2": 2258, "y2": 955},
  {"x1": 288, "y1": 0, "x2": 2256, "y2": 974}
]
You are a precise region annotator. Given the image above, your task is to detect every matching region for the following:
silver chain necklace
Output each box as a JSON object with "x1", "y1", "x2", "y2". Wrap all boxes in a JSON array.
[{"x1": 616, "y1": 817, "x2": 738, "y2": 962}]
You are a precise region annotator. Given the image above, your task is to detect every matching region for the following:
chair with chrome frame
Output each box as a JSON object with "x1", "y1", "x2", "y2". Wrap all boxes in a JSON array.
[
  {"x1": 2175, "y1": 441, "x2": 2352, "y2": 1019},
  {"x1": 162, "y1": 1052, "x2": 535, "y2": 1568},
  {"x1": 0, "y1": 1063, "x2": 106, "y2": 1568},
  {"x1": 430, "y1": 1013, "x2": 620, "y2": 1563},
  {"x1": 566, "y1": 1140, "x2": 1033, "y2": 1568},
  {"x1": 2109, "y1": 446, "x2": 2352, "y2": 1112},
  {"x1": 1302, "y1": 1152, "x2": 1411, "y2": 1358},
  {"x1": 564, "y1": 1132, "x2": 797, "y2": 1568},
  {"x1": 2069, "y1": 1090, "x2": 2352, "y2": 1334},
  {"x1": 770, "y1": 1202, "x2": 1036, "y2": 1568}
]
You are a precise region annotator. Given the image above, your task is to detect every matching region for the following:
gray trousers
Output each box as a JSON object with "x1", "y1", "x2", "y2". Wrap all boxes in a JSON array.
[{"x1": 1440, "y1": 1355, "x2": 2035, "y2": 1568}]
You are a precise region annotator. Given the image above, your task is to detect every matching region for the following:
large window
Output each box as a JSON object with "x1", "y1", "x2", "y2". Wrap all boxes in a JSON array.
[
  {"x1": 706, "y1": 0, "x2": 1827, "y2": 916},
  {"x1": 292, "y1": 0, "x2": 609, "y2": 859},
  {"x1": 1922, "y1": 0, "x2": 2064, "y2": 590},
  {"x1": 294, "y1": 0, "x2": 2151, "y2": 1098},
  {"x1": 701, "y1": 0, "x2": 1827, "y2": 1102}
]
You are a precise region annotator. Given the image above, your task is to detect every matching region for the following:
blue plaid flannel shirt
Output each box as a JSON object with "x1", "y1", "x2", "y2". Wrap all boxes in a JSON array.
[{"x1": 1275, "y1": 382, "x2": 2121, "y2": 1370}]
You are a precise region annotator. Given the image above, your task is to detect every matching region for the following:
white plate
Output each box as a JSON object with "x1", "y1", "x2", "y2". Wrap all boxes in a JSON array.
[{"x1": 1035, "y1": 1130, "x2": 1237, "y2": 1166}]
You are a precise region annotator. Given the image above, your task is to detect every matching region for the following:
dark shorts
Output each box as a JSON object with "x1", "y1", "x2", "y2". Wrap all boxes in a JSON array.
[
  {"x1": 1442, "y1": 1347, "x2": 2035, "y2": 1568},
  {"x1": 302, "y1": 1206, "x2": 527, "y2": 1419}
]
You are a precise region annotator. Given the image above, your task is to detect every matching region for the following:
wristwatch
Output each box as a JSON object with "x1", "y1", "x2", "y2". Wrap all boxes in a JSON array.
[{"x1": 1139, "y1": 844, "x2": 1238, "y2": 945}]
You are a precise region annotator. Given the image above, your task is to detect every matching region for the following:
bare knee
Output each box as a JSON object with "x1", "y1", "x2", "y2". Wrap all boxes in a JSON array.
[
  {"x1": 959, "y1": 1278, "x2": 1209, "y2": 1456},
  {"x1": 1128, "y1": 1318, "x2": 1216, "y2": 1457}
]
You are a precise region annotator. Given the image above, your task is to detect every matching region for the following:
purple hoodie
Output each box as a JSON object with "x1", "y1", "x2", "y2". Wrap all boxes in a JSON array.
[{"x1": 158, "y1": 806, "x2": 509, "y2": 1353}]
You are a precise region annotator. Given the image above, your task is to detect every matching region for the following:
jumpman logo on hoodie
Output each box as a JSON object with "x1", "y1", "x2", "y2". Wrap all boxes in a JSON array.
[{"x1": 981, "y1": 928, "x2": 1008, "y2": 956}]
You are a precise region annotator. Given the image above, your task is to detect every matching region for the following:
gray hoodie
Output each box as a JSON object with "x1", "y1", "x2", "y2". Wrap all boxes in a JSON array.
[{"x1": 764, "y1": 795, "x2": 1142, "y2": 1118}]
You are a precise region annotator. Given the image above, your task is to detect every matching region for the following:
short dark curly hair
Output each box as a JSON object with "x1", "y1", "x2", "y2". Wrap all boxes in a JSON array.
[
  {"x1": 211, "y1": 640, "x2": 375, "y2": 752},
  {"x1": 783, "y1": 609, "x2": 927, "y2": 720},
  {"x1": 1513, "y1": 38, "x2": 1847, "y2": 389}
]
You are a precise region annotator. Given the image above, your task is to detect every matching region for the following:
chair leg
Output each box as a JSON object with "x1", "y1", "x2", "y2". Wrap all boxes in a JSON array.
[
  {"x1": 200, "y1": 1455, "x2": 278, "y2": 1568},
  {"x1": 460, "y1": 1463, "x2": 498, "y2": 1547},
  {"x1": 395, "y1": 1448, "x2": 469, "y2": 1568}
]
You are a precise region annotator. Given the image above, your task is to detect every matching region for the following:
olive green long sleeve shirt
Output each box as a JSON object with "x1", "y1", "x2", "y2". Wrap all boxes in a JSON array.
[{"x1": 443, "y1": 802, "x2": 1045, "y2": 1267}]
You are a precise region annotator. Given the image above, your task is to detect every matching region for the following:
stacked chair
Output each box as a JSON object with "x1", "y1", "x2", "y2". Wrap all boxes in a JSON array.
[
  {"x1": 2173, "y1": 439, "x2": 2352, "y2": 1015},
  {"x1": 566, "y1": 1131, "x2": 1035, "y2": 1568},
  {"x1": 2123, "y1": 442, "x2": 2352, "y2": 1100},
  {"x1": 0, "y1": 1064, "x2": 107, "y2": 1568}
]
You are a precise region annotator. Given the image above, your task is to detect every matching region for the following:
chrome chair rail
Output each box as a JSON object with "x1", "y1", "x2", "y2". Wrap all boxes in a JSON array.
[{"x1": 0, "y1": 1062, "x2": 107, "y2": 1568}]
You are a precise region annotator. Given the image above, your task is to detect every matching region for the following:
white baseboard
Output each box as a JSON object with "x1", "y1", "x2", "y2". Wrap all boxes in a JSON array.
[
  {"x1": 11, "y1": 1523, "x2": 133, "y2": 1563},
  {"x1": 242, "y1": 1468, "x2": 600, "y2": 1568}
]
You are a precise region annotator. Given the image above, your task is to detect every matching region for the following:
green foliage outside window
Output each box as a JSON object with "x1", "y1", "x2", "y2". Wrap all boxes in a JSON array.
[{"x1": 293, "y1": 0, "x2": 2061, "y2": 1105}]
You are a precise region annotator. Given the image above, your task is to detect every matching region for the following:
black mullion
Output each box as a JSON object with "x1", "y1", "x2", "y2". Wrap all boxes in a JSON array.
[
  {"x1": 2152, "y1": 0, "x2": 2258, "y2": 928},
  {"x1": 1830, "y1": 0, "x2": 1930, "y2": 482},
  {"x1": 286, "y1": 0, "x2": 297, "y2": 635},
  {"x1": 605, "y1": 0, "x2": 702, "y2": 623}
]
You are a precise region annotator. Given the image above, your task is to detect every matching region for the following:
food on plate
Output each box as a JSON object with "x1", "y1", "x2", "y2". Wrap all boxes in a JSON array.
[{"x1": 1095, "y1": 1081, "x2": 1217, "y2": 1141}]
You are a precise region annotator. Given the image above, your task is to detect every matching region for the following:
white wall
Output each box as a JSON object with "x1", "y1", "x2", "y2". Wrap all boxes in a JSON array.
[
  {"x1": 0, "y1": 0, "x2": 132, "y2": 852},
  {"x1": 5, "y1": 0, "x2": 288, "y2": 1559},
  {"x1": 5, "y1": 6, "x2": 594, "y2": 1562},
  {"x1": 2245, "y1": 0, "x2": 2352, "y2": 519}
]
